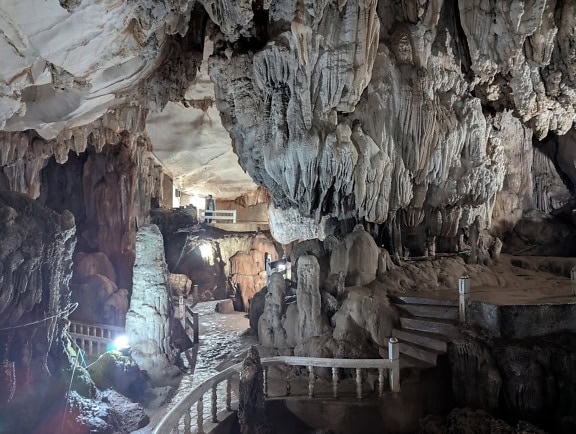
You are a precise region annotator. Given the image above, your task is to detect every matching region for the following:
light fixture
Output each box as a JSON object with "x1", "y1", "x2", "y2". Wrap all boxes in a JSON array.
[
  {"x1": 113, "y1": 335, "x2": 130, "y2": 351},
  {"x1": 199, "y1": 243, "x2": 212, "y2": 262}
]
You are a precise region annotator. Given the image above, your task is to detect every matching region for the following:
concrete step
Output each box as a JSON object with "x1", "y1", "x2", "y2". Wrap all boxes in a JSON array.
[
  {"x1": 396, "y1": 303, "x2": 458, "y2": 320},
  {"x1": 393, "y1": 295, "x2": 458, "y2": 307},
  {"x1": 400, "y1": 316, "x2": 459, "y2": 336},
  {"x1": 399, "y1": 342, "x2": 443, "y2": 365},
  {"x1": 392, "y1": 328, "x2": 449, "y2": 352},
  {"x1": 399, "y1": 354, "x2": 434, "y2": 370}
]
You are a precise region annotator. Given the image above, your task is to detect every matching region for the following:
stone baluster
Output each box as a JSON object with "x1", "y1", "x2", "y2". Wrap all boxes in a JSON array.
[
  {"x1": 332, "y1": 367, "x2": 339, "y2": 398},
  {"x1": 458, "y1": 276, "x2": 470, "y2": 323},
  {"x1": 286, "y1": 368, "x2": 291, "y2": 396},
  {"x1": 308, "y1": 366, "x2": 315, "y2": 398},
  {"x1": 211, "y1": 384, "x2": 218, "y2": 422},
  {"x1": 197, "y1": 395, "x2": 204, "y2": 434},
  {"x1": 184, "y1": 410, "x2": 192, "y2": 434},
  {"x1": 389, "y1": 337, "x2": 400, "y2": 393},
  {"x1": 356, "y1": 368, "x2": 362, "y2": 399},
  {"x1": 263, "y1": 366, "x2": 269, "y2": 397},
  {"x1": 226, "y1": 378, "x2": 232, "y2": 411},
  {"x1": 378, "y1": 368, "x2": 385, "y2": 397}
]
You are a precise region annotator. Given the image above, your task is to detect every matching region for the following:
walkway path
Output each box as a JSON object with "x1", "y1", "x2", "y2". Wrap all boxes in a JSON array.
[{"x1": 135, "y1": 301, "x2": 256, "y2": 432}]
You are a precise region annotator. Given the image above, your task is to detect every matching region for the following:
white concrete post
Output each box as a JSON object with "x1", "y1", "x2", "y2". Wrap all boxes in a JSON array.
[
  {"x1": 197, "y1": 395, "x2": 204, "y2": 434},
  {"x1": 332, "y1": 367, "x2": 339, "y2": 398},
  {"x1": 459, "y1": 276, "x2": 471, "y2": 323},
  {"x1": 389, "y1": 337, "x2": 400, "y2": 393},
  {"x1": 308, "y1": 366, "x2": 315, "y2": 398},
  {"x1": 179, "y1": 296, "x2": 185, "y2": 327},
  {"x1": 355, "y1": 368, "x2": 362, "y2": 399}
]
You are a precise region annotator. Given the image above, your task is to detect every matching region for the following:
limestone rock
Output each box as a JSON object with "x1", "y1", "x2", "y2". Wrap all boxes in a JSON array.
[
  {"x1": 295, "y1": 255, "x2": 329, "y2": 343},
  {"x1": 70, "y1": 274, "x2": 118, "y2": 324},
  {"x1": 229, "y1": 233, "x2": 280, "y2": 311},
  {"x1": 73, "y1": 252, "x2": 117, "y2": 284},
  {"x1": 88, "y1": 351, "x2": 149, "y2": 402},
  {"x1": 167, "y1": 273, "x2": 192, "y2": 297},
  {"x1": 238, "y1": 346, "x2": 271, "y2": 434},
  {"x1": 258, "y1": 273, "x2": 288, "y2": 348},
  {"x1": 330, "y1": 226, "x2": 380, "y2": 286},
  {"x1": 125, "y1": 224, "x2": 180, "y2": 386},
  {"x1": 0, "y1": 191, "x2": 76, "y2": 432},
  {"x1": 332, "y1": 284, "x2": 396, "y2": 349}
]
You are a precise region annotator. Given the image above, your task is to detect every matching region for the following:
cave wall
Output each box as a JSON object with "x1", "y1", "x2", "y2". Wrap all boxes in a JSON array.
[{"x1": 0, "y1": 191, "x2": 76, "y2": 432}]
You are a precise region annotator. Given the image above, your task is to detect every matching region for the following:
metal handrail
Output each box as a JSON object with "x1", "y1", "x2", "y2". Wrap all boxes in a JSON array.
[{"x1": 153, "y1": 338, "x2": 399, "y2": 434}]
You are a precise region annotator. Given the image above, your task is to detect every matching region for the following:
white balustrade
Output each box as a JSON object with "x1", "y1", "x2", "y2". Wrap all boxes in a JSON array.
[
  {"x1": 68, "y1": 321, "x2": 124, "y2": 357},
  {"x1": 153, "y1": 338, "x2": 400, "y2": 434},
  {"x1": 198, "y1": 209, "x2": 237, "y2": 223}
]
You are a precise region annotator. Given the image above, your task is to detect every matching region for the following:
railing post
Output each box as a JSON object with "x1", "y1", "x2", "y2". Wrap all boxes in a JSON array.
[
  {"x1": 389, "y1": 337, "x2": 400, "y2": 393},
  {"x1": 286, "y1": 368, "x2": 291, "y2": 396},
  {"x1": 308, "y1": 366, "x2": 315, "y2": 398},
  {"x1": 232, "y1": 209, "x2": 237, "y2": 223},
  {"x1": 193, "y1": 312, "x2": 199, "y2": 343},
  {"x1": 571, "y1": 267, "x2": 576, "y2": 296},
  {"x1": 197, "y1": 395, "x2": 204, "y2": 434},
  {"x1": 458, "y1": 276, "x2": 470, "y2": 323},
  {"x1": 226, "y1": 378, "x2": 232, "y2": 411},
  {"x1": 211, "y1": 384, "x2": 218, "y2": 423},
  {"x1": 378, "y1": 368, "x2": 385, "y2": 397},
  {"x1": 193, "y1": 284, "x2": 199, "y2": 303},
  {"x1": 355, "y1": 368, "x2": 362, "y2": 399},
  {"x1": 184, "y1": 411, "x2": 191, "y2": 434},
  {"x1": 332, "y1": 367, "x2": 338, "y2": 398},
  {"x1": 179, "y1": 296, "x2": 185, "y2": 328},
  {"x1": 263, "y1": 367, "x2": 268, "y2": 397}
]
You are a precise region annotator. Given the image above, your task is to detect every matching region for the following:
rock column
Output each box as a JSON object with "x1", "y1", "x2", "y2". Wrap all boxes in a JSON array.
[{"x1": 125, "y1": 224, "x2": 179, "y2": 386}]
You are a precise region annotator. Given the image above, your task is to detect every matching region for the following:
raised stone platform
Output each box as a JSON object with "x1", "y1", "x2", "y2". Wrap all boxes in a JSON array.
[
  {"x1": 467, "y1": 288, "x2": 576, "y2": 339},
  {"x1": 395, "y1": 282, "x2": 576, "y2": 339}
]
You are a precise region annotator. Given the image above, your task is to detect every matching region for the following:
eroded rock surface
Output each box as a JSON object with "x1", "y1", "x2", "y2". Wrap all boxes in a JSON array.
[
  {"x1": 125, "y1": 224, "x2": 180, "y2": 386},
  {"x1": 0, "y1": 191, "x2": 76, "y2": 432}
]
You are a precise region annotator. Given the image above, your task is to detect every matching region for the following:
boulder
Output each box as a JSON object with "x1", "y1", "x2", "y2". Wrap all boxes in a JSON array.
[
  {"x1": 88, "y1": 351, "x2": 149, "y2": 401},
  {"x1": 215, "y1": 298, "x2": 235, "y2": 314},
  {"x1": 330, "y1": 226, "x2": 380, "y2": 286},
  {"x1": 74, "y1": 252, "x2": 117, "y2": 284},
  {"x1": 168, "y1": 273, "x2": 192, "y2": 297}
]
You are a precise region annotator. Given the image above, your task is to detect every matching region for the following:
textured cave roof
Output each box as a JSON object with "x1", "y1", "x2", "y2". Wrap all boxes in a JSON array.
[
  {"x1": 0, "y1": 0, "x2": 256, "y2": 199},
  {"x1": 1, "y1": 0, "x2": 576, "y2": 238}
]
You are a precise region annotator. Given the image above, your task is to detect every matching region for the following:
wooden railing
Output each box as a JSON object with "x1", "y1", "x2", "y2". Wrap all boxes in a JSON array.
[
  {"x1": 175, "y1": 296, "x2": 200, "y2": 344},
  {"x1": 68, "y1": 321, "x2": 124, "y2": 357},
  {"x1": 153, "y1": 338, "x2": 400, "y2": 434},
  {"x1": 198, "y1": 209, "x2": 237, "y2": 223}
]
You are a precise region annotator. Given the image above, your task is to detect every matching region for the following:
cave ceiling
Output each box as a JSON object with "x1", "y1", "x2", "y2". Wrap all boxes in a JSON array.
[{"x1": 1, "y1": 0, "x2": 576, "y2": 236}]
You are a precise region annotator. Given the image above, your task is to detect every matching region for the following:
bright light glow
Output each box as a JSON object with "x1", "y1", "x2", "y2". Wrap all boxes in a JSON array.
[
  {"x1": 199, "y1": 243, "x2": 212, "y2": 261},
  {"x1": 113, "y1": 335, "x2": 130, "y2": 350},
  {"x1": 191, "y1": 195, "x2": 207, "y2": 210},
  {"x1": 276, "y1": 263, "x2": 286, "y2": 271}
]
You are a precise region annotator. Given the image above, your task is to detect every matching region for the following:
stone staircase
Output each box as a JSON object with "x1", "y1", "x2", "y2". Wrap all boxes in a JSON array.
[{"x1": 390, "y1": 295, "x2": 460, "y2": 369}]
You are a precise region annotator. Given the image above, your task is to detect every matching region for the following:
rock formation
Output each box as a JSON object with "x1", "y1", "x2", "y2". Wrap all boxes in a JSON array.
[
  {"x1": 0, "y1": 191, "x2": 76, "y2": 431},
  {"x1": 125, "y1": 224, "x2": 180, "y2": 386},
  {"x1": 255, "y1": 228, "x2": 394, "y2": 359},
  {"x1": 238, "y1": 346, "x2": 271, "y2": 434}
]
